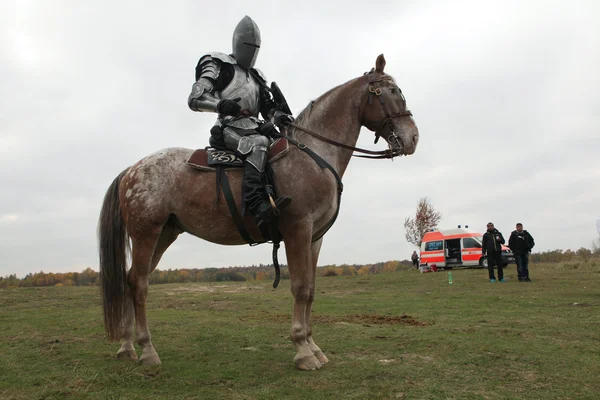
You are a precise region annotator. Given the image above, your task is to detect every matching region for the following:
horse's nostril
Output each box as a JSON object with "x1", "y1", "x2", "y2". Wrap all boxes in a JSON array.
[{"x1": 412, "y1": 135, "x2": 418, "y2": 145}]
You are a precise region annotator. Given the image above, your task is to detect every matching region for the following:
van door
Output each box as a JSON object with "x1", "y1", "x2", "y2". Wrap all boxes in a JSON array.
[
  {"x1": 462, "y1": 237, "x2": 483, "y2": 267},
  {"x1": 444, "y1": 238, "x2": 462, "y2": 266}
]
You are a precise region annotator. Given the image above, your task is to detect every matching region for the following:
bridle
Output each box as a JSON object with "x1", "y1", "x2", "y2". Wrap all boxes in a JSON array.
[
  {"x1": 364, "y1": 73, "x2": 413, "y2": 158},
  {"x1": 283, "y1": 72, "x2": 412, "y2": 160}
]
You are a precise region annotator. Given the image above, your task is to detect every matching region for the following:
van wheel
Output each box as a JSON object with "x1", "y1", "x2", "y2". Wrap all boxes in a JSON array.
[{"x1": 479, "y1": 257, "x2": 488, "y2": 268}]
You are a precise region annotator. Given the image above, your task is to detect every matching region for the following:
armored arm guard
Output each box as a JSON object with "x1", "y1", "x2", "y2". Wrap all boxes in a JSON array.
[
  {"x1": 188, "y1": 55, "x2": 221, "y2": 112},
  {"x1": 252, "y1": 68, "x2": 278, "y2": 120}
]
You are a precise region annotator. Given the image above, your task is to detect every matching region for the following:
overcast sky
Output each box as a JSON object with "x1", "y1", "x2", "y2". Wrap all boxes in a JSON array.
[{"x1": 1, "y1": 0, "x2": 599, "y2": 277}]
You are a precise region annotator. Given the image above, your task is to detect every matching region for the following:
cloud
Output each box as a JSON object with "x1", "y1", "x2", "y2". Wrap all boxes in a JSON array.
[
  {"x1": 0, "y1": 214, "x2": 20, "y2": 223},
  {"x1": 1, "y1": 0, "x2": 599, "y2": 277}
]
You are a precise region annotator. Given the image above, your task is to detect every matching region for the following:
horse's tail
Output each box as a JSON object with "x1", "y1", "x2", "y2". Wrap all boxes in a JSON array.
[{"x1": 98, "y1": 168, "x2": 130, "y2": 341}]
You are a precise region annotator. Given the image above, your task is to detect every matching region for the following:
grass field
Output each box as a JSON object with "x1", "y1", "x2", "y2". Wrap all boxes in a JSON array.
[{"x1": 1, "y1": 262, "x2": 599, "y2": 399}]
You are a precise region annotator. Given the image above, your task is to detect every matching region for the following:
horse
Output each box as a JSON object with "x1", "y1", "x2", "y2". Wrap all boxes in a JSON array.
[{"x1": 98, "y1": 54, "x2": 419, "y2": 370}]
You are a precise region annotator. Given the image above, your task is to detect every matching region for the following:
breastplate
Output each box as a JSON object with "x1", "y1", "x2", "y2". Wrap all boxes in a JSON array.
[{"x1": 219, "y1": 65, "x2": 261, "y2": 117}]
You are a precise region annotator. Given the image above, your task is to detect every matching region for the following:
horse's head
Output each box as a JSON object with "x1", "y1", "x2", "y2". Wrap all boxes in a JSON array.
[{"x1": 360, "y1": 54, "x2": 419, "y2": 156}]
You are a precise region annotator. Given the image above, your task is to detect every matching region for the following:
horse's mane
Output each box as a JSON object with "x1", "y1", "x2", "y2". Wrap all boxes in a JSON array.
[
  {"x1": 293, "y1": 102, "x2": 313, "y2": 126},
  {"x1": 292, "y1": 71, "x2": 394, "y2": 126},
  {"x1": 293, "y1": 85, "x2": 341, "y2": 126}
]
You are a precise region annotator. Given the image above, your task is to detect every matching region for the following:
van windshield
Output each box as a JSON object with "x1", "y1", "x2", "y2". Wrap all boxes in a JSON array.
[{"x1": 463, "y1": 237, "x2": 482, "y2": 248}]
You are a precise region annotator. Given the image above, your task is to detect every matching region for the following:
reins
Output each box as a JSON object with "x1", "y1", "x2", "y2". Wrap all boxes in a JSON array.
[{"x1": 284, "y1": 122, "x2": 403, "y2": 159}]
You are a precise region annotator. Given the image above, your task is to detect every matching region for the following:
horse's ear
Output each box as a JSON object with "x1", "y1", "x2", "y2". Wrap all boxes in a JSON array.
[{"x1": 375, "y1": 54, "x2": 386, "y2": 73}]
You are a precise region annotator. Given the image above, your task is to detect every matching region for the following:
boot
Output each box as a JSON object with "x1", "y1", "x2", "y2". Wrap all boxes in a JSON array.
[{"x1": 242, "y1": 163, "x2": 291, "y2": 228}]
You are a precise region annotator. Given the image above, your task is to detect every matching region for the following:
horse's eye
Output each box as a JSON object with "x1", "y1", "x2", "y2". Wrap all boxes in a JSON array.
[{"x1": 390, "y1": 88, "x2": 397, "y2": 94}]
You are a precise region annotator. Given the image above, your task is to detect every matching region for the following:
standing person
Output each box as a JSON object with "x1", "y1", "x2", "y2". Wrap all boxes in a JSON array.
[
  {"x1": 509, "y1": 223, "x2": 535, "y2": 282},
  {"x1": 482, "y1": 222, "x2": 506, "y2": 283},
  {"x1": 411, "y1": 250, "x2": 419, "y2": 269}
]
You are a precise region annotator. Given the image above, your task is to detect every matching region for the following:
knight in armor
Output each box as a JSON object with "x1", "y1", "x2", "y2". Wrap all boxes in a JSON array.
[{"x1": 188, "y1": 16, "x2": 293, "y2": 228}]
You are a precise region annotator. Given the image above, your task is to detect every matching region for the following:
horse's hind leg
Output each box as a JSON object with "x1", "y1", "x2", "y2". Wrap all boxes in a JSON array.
[
  {"x1": 117, "y1": 225, "x2": 180, "y2": 362},
  {"x1": 305, "y1": 238, "x2": 328, "y2": 365},
  {"x1": 128, "y1": 232, "x2": 163, "y2": 365},
  {"x1": 116, "y1": 295, "x2": 137, "y2": 360}
]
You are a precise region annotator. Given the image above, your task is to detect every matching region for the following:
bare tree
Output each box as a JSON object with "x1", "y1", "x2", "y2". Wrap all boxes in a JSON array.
[
  {"x1": 404, "y1": 197, "x2": 442, "y2": 247},
  {"x1": 592, "y1": 236, "x2": 600, "y2": 255}
]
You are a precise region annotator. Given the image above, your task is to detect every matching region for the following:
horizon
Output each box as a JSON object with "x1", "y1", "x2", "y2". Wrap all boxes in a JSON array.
[{"x1": 4, "y1": 244, "x2": 598, "y2": 279}]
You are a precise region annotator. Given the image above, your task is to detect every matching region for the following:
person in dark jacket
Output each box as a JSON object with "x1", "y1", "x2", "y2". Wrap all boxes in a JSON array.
[
  {"x1": 482, "y1": 222, "x2": 506, "y2": 282},
  {"x1": 411, "y1": 250, "x2": 419, "y2": 269},
  {"x1": 508, "y1": 223, "x2": 535, "y2": 282}
]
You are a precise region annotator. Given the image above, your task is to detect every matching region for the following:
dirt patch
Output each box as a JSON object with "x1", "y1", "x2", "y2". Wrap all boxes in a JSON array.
[
  {"x1": 571, "y1": 302, "x2": 593, "y2": 307},
  {"x1": 166, "y1": 286, "x2": 216, "y2": 294},
  {"x1": 314, "y1": 314, "x2": 429, "y2": 326},
  {"x1": 205, "y1": 299, "x2": 234, "y2": 311},
  {"x1": 518, "y1": 331, "x2": 537, "y2": 339},
  {"x1": 400, "y1": 353, "x2": 433, "y2": 362},
  {"x1": 166, "y1": 285, "x2": 263, "y2": 295},
  {"x1": 157, "y1": 298, "x2": 234, "y2": 311},
  {"x1": 221, "y1": 285, "x2": 263, "y2": 293},
  {"x1": 519, "y1": 370, "x2": 539, "y2": 382},
  {"x1": 258, "y1": 313, "x2": 429, "y2": 326}
]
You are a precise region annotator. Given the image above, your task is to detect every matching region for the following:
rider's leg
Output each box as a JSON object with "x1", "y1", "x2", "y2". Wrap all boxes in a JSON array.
[
  {"x1": 243, "y1": 135, "x2": 291, "y2": 227},
  {"x1": 223, "y1": 130, "x2": 290, "y2": 227},
  {"x1": 242, "y1": 135, "x2": 269, "y2": 223}
]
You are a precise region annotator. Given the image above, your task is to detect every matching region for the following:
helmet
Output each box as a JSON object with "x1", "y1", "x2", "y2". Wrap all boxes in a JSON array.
[{"x1": 232, "y1": 16, "x2": 261, "y2": 69}]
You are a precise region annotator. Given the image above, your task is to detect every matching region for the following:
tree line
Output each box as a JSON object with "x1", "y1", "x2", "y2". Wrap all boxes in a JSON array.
[
  {"x1": 530, "y1": 247, "x2": 599, "y2": 263},
  {"x1": 1, "y1": 261, "x2": 412, "y2": 288},
  {"x1": 1, "y1": 248, "x2": 599, "y2": 289}
]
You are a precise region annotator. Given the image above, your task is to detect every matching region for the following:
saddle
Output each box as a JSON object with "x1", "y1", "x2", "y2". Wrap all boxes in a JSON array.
[{"x1": 186, "y1": 138, "x2": 289, "y2": 171}]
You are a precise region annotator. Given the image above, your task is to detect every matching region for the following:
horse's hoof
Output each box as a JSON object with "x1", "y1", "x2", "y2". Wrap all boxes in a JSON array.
[
  {"x1": 295, "y1": 354, "x2": 322, "y2": 371},
  {"x1": 117, "y1": 349, "x2": 138, "y2": 361},
  {"x1": 313, "y1": 350, "x2": 329, "y2": 365},
  {"x1": 138, "y1": 352, "x2": 161, "y2": 366}
]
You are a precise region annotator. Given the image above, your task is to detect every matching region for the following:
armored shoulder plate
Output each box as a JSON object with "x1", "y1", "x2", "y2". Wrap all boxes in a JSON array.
[
  {"x1": 205, "y1": 52, "x2": 237, "y2": 65},
  {"x1": 252, "y1": 67, "x2": 267, "y2": 83},
  {"x1": 195, "y1": 52, "x2": 237, "y2": 81}
]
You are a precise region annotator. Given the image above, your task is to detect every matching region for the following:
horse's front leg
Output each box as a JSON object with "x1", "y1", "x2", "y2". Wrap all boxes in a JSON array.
[
  {"x1": 305, "y1": 238, "x2": 329, "y2": 365},
  {"x1": 285, "y1": 226, "x2": 322, "y2": 371}
]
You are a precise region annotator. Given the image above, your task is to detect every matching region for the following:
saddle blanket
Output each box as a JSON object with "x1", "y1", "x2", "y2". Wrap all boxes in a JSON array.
[{"x1": 186, "y1": 138, "x2": 289, "y2": 171}]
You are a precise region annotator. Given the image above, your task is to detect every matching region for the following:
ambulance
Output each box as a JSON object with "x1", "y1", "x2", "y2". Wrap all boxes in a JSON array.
[{"x1": 419, "y1": 227, "x2": 514, "y2": 269}]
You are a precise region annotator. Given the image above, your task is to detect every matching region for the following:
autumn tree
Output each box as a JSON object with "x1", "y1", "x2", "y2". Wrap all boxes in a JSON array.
[
  {"x1": 404, "y1": 197, "x2": 442, "y2": 247},
  {"x1": 357, "y1": 266, "x2": 370, "y2": 276},
  {"x1": 383, "y1": 261, "x2": 400, "y2": 273}
]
